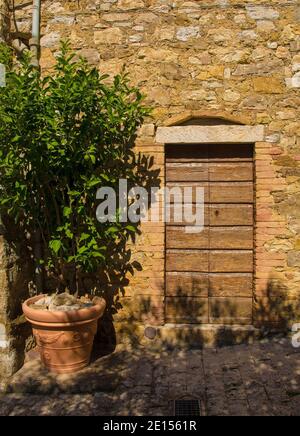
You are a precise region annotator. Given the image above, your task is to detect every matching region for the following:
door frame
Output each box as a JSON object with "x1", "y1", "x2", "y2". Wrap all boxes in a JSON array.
[{"x1": 156, "y1": 123, "x2": 266, "y2": 325}]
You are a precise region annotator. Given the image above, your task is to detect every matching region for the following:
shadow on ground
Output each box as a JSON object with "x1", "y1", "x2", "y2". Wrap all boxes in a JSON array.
[{"x1": 1, "y1": 335, "x2": 300, "y2": 416}]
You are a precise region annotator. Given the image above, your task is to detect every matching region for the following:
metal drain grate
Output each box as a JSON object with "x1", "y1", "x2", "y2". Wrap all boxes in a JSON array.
[{"x1": 174, "y1": 399, "x2": 202, "y2": 416}]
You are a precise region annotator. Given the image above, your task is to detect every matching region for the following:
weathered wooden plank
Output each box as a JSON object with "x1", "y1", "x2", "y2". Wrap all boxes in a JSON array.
[
  {"x1": 210, "y1": 182, "x2": 254, "y2": 203},
  {"x1": 210, "y1": 250, "x2": 254, "y2": 273},
  {"x1": 166, "y1": 204, "x2": 253, "y2": 226},
  {"x1": 166, "y1": 163, "x2": 208, "y2": 182},
  {"x1": 166, "y1": 250, "x2": 209, "y2": 272},
  {"x1": 166, "y1": 204, "x2": 208, "y2": 226},
  {"x1": 166, "y1": 162, "x2": 253, "y2": 182},
  {"x1": 166, "y1": 183, "x2": 209, "y2": 204},
  {"x1": 209, "y1": 273, "x2": 253, "y2": 297},
  {"x1": 209, "y1": 163, "x2": 253, "y2": 182},
  {"x1": 166, "y1": 182, "x2": 254, "y2": 204},
  {"x1": 209, "y1": 297, "x2": 253, "y2": 324},
  {"x1": 165, "y1": 183, "x2": 207, "y2": 203},
  {"x1": 166, "y1": 226, "x2": 253, "y2": 249},
  {"x1": 210, "y1": 204, "x2": 254, "y2": 226},
  {"x1": 166, "y1": 272, "x2": 209, "y2": 297},
  {"x1": 166, "y1": 227, "x2": 208, "y2": 249},
  {"x1": 210, "y1": 227, "x2": 254, "y2": 249},
  {"x1": 166, "y1": 297, "x2": 209, "y2": 323}
]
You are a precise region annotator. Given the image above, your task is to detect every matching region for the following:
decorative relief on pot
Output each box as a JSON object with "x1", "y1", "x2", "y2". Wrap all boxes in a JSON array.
[
  {"x1": 42, "y1": 351, "x2": 52, "y2": 363},
  {"x1": 34, "y1": 331, "x2": 64, "y2": 346},
  {"x1": 73, "y1": 332, "x2": 81, "y2": 342},
  {"x1": 33, "y1": 327, "x2": 95, "y2": 349},
  {"x1": 72, "y1": 329, "x2": 94, "y2": 343}
]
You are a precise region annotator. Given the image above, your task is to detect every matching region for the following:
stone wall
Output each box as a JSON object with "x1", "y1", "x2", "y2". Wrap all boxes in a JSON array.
[{"x1": 4, "y1": 0, "x2": 300, "y2": 347}]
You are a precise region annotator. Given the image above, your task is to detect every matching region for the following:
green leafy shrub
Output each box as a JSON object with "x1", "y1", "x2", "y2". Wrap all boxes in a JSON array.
[{"x1": 0, "y1": 41, "x2": 150, "y2": 294}]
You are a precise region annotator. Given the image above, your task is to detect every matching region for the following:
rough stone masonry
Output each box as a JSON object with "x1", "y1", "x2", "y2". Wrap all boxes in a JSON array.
[{"x1": 1, "y1": 0, "x2": 300, "y2": 381}]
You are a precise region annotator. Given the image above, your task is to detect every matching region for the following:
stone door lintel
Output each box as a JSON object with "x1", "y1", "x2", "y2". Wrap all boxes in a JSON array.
[{"x1": 155, "y1": 125, "x2": 265, "y2": 144}]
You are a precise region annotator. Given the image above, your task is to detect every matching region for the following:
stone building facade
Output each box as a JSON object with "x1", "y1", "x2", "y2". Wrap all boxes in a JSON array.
[{"x1": 1, "y1": 0, "x2": 300, "y2": 377}]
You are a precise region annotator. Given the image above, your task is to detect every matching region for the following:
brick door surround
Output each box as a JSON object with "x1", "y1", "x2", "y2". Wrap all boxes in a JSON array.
[{"x1": 154, "y1": 120, "x2": 274, "y2": 332}]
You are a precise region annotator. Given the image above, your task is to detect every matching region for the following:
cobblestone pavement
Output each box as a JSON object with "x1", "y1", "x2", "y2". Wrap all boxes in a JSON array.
[{"x1": 0, "y1": 337, "x2": 299, "y2": 416}]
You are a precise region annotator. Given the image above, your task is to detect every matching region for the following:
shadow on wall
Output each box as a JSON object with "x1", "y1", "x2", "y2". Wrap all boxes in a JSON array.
[
  {"x1": 254, "y1": 277, "x2": 300, "y2": 333},
  {"x1": 90, "y1": 151, "x2": 162, "y2": 357},
  {"x1": 161, "y1": 276, "x2": 256, "y2": 349},
  {"x1": 105, "y1": 276, "x2": 300, "y2": 352}
]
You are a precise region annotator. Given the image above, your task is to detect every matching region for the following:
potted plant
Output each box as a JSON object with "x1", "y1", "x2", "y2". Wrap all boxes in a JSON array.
[{"x1": 0, "y1": 42, "x2": 149, "y2": 373}]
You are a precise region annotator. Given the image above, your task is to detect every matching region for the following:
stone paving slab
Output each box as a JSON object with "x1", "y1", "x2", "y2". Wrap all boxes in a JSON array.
[{"x1": 0, "y1": 337, "x2": 299, "y2": 416}]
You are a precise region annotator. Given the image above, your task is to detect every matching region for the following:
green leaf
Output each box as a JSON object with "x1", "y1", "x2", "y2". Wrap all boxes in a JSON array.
[
  {"x1": 125, "y1": 225, "x2": 136, "y2": 232},
  {"x1": 78, "y1": 245, "x2": 89, "y2": 255},
  {"x1": 68, "y1": 191, "x2": 81, "y2": 197},
  {"x1": 92, "y1": 252, "x2": 105, "y2": 259},
  {"x1": 49, "y1": 240, "x2": 62, "y2": 254},
  {"x1": 79, "y1": 233, "x2": 90, "y2": 242},
  {"x1": 65, "y1": 229, "x2": 73, "y2": 239},
  {"x1": 12, "y1": 135, "x2": 21, "y2": 143},
  {"x1": 107, "y1": 226, "x2": 120, "y2": 234},
  {"x1": 63, "y1": 207, "x2": 72, "y2": 217},
  {"x1": 87, "y1": 178, "x2": 101, "y2": 188}
]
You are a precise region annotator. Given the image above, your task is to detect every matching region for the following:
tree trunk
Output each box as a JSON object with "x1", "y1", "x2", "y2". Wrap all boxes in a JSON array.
[{"x1": 0, "y1": 0, "x2": 10, "y2": 42}]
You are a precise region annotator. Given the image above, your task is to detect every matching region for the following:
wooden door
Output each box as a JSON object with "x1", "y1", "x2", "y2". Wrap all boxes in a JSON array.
[{"x1": 165, "y1": 143, "x2": 254, "y2": 325}]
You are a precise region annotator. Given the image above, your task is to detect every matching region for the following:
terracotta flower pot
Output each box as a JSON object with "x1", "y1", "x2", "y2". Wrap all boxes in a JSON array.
[{"x1": 22, "y1": 295, "x2": 106, "y2": 374}]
